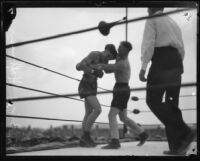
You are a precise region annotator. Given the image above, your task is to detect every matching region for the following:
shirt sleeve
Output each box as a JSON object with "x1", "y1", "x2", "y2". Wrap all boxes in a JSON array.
[
  {"x1": 172, "y1": 18, "x2": 185, "y2": 60},
  {"x1": 76, "y1": 52, "x2": 96, "y2": 73},
  {"x1": 178, "y1": 30, "x2": 185, "y2": 60},
  {"x1": 141, "y1": 19, "x2": 156, "y2": 71}
]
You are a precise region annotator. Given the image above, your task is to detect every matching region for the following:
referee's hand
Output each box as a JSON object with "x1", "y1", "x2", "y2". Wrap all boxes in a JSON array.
[{"x1": 139, "y1": 69, "x2": 147, "y2": 82}]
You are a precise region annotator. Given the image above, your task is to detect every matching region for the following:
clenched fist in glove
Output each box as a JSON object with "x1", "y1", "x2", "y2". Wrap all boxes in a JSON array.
[{"x1": 91, "y1": 69, "x2": 104, "y2": 78}]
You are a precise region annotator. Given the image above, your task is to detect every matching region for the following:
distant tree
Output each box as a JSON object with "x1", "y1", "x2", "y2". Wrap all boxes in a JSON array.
[
  {"x1": 71, "y1": 125, "x2": 74, "y2": 136},
  {"x1": 27, "y1": 125, "x2": 31, "y2": 132}
]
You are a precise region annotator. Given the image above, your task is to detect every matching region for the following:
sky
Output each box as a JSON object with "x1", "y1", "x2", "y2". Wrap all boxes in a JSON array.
[{"x1": 6, "y1": 7, "x2": 197, "y2": 129}]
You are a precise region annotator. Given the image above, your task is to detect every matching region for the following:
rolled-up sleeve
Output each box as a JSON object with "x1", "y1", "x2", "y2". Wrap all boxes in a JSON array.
[{"x1": 141, "y1": 19, "x2": 156, "y2": 71}]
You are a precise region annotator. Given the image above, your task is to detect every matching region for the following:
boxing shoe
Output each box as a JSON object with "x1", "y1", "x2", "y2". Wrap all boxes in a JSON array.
[
  {"x1": 79, "y1": 135, "x2": 96, "y2": 147},
  {"x1": 137, "y1": 131, "x2": 149, "y2": 146},
  {"x1": 101, "y1": 138, "x2": 121, "y2": 149}
]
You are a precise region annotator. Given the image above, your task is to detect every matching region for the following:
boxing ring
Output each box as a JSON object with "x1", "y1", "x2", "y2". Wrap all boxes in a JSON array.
[{"x1": 4, "y1": 4, "x2": 197, "y2": 157}]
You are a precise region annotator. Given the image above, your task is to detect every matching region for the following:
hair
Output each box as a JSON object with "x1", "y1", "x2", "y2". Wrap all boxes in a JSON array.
[
  {"x1": 105, "y1": 44, "x2": 117, "y2": 58},
  {"x1": 148, "y1": 8, "x2": 164, "y2": 14},
  {"x1": 120, "y1": 41, "x2": 132, "y2": 52}
]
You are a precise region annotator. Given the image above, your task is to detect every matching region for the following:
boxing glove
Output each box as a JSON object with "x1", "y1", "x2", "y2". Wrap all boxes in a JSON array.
[{"x1": 91, "y1": 69, "x2": 104, "y2": 78}]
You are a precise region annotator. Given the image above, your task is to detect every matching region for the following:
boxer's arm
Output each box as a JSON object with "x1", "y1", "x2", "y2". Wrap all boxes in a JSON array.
[
  {"x1": 76, "y1": 52, "x2": 95, "y2": 73},
  {"x1": 101, "y1": 61, "x2": 123, "y2": 73}
]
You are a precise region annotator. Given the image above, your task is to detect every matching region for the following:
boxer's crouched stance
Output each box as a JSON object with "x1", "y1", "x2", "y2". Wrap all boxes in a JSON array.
[{"x1": 76, "y1": 44, "x2": 117, "y2": 147}]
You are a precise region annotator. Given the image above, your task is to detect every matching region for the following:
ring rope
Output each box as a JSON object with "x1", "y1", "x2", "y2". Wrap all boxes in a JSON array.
[
  {"x1": 7, "y1": 82, "x2": 196, "y2": 115},
  {"x1": 6, "y1": 83, "x2": 196, "y2": 124},
  {"x1": 6, "y1": 83, "x2": 111, "y2": 108},
  {"x1": 6, "y1": 114, "x2": 112, "y2": 125},
  {"x1": 6, "y1": 54, "x2": 112, "y2": 92},
  {"x1": 6, "y1": 107, "x2": 195, "y2": 127},
  {"x1": 116, "y1": 8, "x2": 194, "y2": 27},
  {"x1": 133, "y1": 108, "x2": 196, "y2": 113},
  {"x1": 6, "y1": 83, "x2": 135, "y2": 113},
  {"x1": 6, "y1": 26, "x2": 98, "y2": 48},
  {"x1": 7, "y1": 82, "x2": 196, "y2": 102},
  {"x1": 136, "y1": 94, "x2": 197, "y2": 100},
  {"x1": 5, "y1": 8, "x2": 195, "y2": 49}
]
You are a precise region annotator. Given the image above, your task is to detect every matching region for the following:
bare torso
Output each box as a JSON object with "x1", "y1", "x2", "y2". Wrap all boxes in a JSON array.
[{"x1": 114, "y1": 58, "x2": 131, "y2": 83}]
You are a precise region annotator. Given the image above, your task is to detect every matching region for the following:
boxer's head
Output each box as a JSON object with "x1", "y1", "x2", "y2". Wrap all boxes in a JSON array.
[{"x1": 105, "y1": 44, "x2": 118, "y2": 60}]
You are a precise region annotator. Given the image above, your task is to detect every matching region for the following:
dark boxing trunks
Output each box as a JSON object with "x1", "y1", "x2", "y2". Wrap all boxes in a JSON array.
[
  {"x1": 78, "y1": 73, "x2": 97, "y2": 99},
  {"x1": 111, "y1": 83, "x2": 130, "y2": 110}
]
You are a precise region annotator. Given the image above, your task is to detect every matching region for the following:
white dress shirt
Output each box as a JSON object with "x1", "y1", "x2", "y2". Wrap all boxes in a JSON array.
[{"x1": 141, "y1": 11, "x2": 185, "y2": 71}]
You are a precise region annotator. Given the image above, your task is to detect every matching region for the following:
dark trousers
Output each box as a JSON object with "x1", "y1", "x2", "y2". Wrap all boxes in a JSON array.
[{"x1": 146, "y1": 46, "x2": 191, "y2": 151}]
